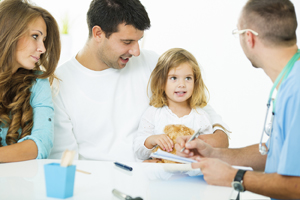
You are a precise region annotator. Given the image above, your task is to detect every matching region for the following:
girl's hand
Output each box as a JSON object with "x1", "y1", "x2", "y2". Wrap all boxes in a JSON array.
[{"x1": 145, "y1": 134, "x2": 173, "y2": 152}]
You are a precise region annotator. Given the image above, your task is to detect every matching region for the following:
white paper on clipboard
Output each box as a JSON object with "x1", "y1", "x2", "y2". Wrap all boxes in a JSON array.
[
  {"x1": 150, "y1": 149, "x2": 197, "y2": 164},
  {"x1": 150, "y1": 149, "x2": 253, "y2": 171}
]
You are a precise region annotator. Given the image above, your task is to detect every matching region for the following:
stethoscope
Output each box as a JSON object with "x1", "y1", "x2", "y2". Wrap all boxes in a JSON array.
[{"x1": 259, "y1": 49, "x2": 300, "y2": 155}]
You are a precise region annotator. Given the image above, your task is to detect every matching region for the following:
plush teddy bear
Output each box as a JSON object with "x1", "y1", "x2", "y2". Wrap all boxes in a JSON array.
[{"x1": 152, "y1": 124, "x2": 195, "y2": 163}]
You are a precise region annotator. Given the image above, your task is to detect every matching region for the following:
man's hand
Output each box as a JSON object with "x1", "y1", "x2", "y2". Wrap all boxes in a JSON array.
[
  {"x1": 192, "y1": 158, "x2": 237, "y2": 187},
  {"x1": 175, "y1": 136, "x2": 215, "y2": 159}
]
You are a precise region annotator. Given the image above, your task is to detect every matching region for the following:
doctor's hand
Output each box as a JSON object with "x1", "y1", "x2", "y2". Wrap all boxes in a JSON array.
[
  {"x1": 192, "y1": 158, "x2": 237, "y2": 187},
  {"x1": 175, "y1": 136, "x2": 215, "y2": 159}
]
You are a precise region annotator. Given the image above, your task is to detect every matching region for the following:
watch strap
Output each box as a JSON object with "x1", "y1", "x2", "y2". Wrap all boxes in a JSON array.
[
  {"x1": 234, "y1": 169, "x2": 246, "y2": 182},
  {"x1": 233, "y1": 169, "x2": 247, "y2": 200}
]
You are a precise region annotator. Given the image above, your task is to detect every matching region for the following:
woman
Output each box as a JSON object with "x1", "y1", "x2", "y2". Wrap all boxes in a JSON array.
[{"x1": 0, "y1": 0, "x2": 60, "y2": 162}]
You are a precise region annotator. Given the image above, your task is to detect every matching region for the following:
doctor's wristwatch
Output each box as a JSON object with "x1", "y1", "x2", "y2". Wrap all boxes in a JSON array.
[{"x1": 232, "y1": 169, "x2": 247, "y2": 192}]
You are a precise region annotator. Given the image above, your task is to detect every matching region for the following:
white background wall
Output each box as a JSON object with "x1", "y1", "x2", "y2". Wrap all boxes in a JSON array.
[{"x1": 34, "y1": 0, "x2": 300, "y2": 149}]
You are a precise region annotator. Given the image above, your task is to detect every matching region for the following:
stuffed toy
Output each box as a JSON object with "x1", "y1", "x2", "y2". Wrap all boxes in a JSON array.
[{"x1": 152, "y1": 124, "x2": 195, "y2": 163}]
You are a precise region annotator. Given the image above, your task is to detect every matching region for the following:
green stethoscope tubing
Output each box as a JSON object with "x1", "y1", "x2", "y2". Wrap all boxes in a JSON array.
[{"x1": 259, "y1": 49, "x2": 300, "y2": 155}]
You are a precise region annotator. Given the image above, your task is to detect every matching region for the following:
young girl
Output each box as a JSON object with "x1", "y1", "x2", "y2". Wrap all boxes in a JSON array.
[
  {"x1": 134, "y1": 48, "x2": 223, "y2": 160},
  {"x1": 0, "y1": 0, "x2": 60, "y2": 162}
]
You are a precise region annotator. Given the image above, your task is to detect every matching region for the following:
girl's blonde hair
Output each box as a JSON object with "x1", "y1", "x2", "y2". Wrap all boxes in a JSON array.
[
  {"x1": 0, "y1": 0, "x2": 61, "y2": 146},
  {"x1": 148, "y1": 48, "x2": 209, "y2": 108}
]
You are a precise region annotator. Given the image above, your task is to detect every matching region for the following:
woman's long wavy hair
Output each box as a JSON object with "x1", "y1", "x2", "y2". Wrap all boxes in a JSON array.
[
  {"x1": 148, "y1": 48, "x2": 209, "y2": 109},
  {"x1": 0, "y1": 0, "x2": 60, "y2": 146}
]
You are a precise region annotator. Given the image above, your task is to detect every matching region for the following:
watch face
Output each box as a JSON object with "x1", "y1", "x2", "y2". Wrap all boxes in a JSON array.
[{"x1": 232, "y1": 181, "x2": 244, "y2": 192}]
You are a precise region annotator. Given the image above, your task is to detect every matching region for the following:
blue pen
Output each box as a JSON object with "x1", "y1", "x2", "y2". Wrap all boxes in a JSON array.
[{"x1": 114, "y1": 162, "x2": 133, "y2": 171}]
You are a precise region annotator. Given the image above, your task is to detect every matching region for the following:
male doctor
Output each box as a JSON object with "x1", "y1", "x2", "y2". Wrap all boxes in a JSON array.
[{"x1": 176, "y1": 0, "x2": 300, "y2": 199}]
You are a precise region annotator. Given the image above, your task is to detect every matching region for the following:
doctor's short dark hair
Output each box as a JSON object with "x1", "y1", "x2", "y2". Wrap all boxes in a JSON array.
[
  {"x1": 87, "y1": 0, "x2": 150, "y2": 38},
  {"x1": 241, "y1": 0, "x2": 297, "y2": 47}
]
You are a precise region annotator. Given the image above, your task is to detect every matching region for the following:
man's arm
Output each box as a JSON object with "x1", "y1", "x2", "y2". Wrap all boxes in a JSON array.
[
  {"x1": 244, "y1": 171, "x2": 300, "y2": 199},
  {"x1": 202, "y1": 104, "x2": 231, "y2": 133},
  {"x1": 198, "y1": 130, "x2": 229, "y2": 148},
  {"x1": 213, "y1": 144, "x2": 267, "y2": 171},
  {"x1": 174, "y1": 135, "x2": 300, "y2": 199},
  {"x1": 191, "y1": 157, "x2": 300, "y2": 199},
  {"x1": 49, "y1": 80, "x2": 78, "y2": 159},
  {"x1": 176, "y1": 137, "x2": 266, "y2": 171},
  {"x1": 202, "y1": 104, "x2": 230, "y2": 148}
]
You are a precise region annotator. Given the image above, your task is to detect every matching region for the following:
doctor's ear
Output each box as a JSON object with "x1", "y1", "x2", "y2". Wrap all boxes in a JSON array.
[
  {"x1": 245, "y1": 31, "x2": 256, "y2": 48},
  {"x1": 92, "y1": 26, "x2": 105, "y2": 42}
]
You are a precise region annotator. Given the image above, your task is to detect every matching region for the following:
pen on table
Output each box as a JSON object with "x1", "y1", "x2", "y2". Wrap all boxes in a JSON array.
[
  {"x1": 180, "y1": 128, "x2": 202, "y2": 152},
  {"x1": 76, "y1": 169, "x2": 91, "y2": 174},
  {"x1": 114, "y1": 162, "x2": 133, "y2": 171}
]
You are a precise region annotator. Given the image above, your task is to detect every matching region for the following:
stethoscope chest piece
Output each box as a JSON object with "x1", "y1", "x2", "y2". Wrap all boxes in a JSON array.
[
  {"x1": 259, "y1": 144, "x2": 268, "y2": 155},
  {"x1": 265, "y1": 122, "x2": 272, "y2": 136}
]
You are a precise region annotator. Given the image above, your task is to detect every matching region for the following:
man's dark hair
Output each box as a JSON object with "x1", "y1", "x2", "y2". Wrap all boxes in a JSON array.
[
  {"x1": 242, "y1": 0, "x2": 297, "y2": 46},
  {"x1": 87, "y1": 0, "x2": 150, "y2": 38}
]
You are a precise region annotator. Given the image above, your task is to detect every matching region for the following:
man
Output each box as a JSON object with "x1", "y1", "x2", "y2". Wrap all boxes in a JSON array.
[
  {"x1": 49, "y1": 0, "x2": 229, "y2": 161},
  {"x1": 176, "y1": 0, "x2": 300, "y2": 199}
]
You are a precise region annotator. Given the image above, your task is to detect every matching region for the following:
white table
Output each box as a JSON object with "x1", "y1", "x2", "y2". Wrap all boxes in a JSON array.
[{"x1": 0, "y1": 159, "x2": 237, "y2": 200}]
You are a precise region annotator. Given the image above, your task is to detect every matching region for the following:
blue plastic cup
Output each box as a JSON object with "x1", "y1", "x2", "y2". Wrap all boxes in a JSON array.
[{"x1": 44, "y1": 163, "x2": 76, "y2": 199}]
